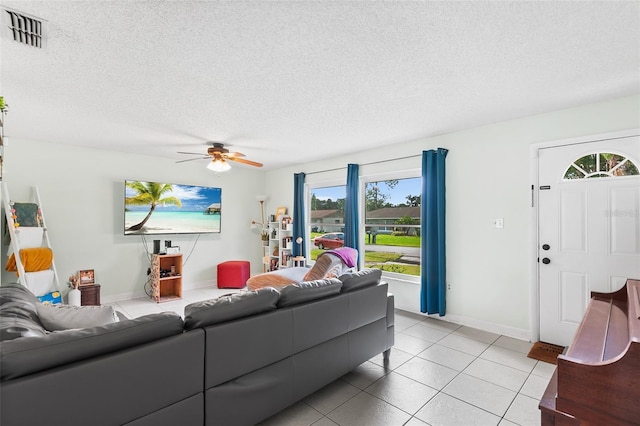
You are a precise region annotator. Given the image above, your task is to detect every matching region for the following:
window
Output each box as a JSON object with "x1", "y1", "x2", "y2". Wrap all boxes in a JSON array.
[
  {"x1": 309, "y1": 185, "x2": 345, "y2": 261},
  {"x1": 563, "y1": 152, "x2": 639, "y2": 179},
  {"x1": 363, "y1": 176, "x2": 421, "y2": 277}
]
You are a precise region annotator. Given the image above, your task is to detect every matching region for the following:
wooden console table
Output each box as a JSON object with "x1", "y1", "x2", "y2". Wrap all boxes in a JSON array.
[{"x1": 79, "y1": 284, "x2": 101, "y2": 306}]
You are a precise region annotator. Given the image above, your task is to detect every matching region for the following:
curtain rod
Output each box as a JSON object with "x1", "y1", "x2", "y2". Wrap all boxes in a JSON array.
[{"x1": 304, "y1": 153, "x2": 422, "y2": 176}]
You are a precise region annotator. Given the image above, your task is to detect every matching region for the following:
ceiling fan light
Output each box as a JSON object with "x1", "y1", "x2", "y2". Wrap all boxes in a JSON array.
[{"x1": 207, "y1": 158, "x2": 231, "y2": 172}]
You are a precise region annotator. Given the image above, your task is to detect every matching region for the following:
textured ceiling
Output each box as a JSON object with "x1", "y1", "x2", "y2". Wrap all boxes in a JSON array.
[{"x1": 1, "y1": 1, "x2": 639, "y2": 170}]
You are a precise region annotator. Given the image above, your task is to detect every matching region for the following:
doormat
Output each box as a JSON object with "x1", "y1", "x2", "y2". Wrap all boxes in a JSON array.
[{"x1": 527, "y1": 341, "x2": 565, "y2": 365}]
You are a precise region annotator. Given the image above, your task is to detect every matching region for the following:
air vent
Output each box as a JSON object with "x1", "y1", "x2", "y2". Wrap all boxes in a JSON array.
[{"x1": 2, "y1": 8, "x2": 47, "y2": 48}]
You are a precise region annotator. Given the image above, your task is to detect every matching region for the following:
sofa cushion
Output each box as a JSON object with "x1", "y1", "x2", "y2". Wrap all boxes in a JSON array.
[
  {"x1": 0, "y1": 312, "x2": 184, "y2": 380},
  {"x1": 37, "y1": 304, "x2": 119, "y2": 331},
  {"x1": 0, "y1": 283, "x2": 47, "y2": 341},
  {"x1": 183, "y1": 287, "x2": 280, "y2": 330},
  {"x1": 339, "y1": 268, "x2": 382, "y2": 292},
  {"x1": 277, "y1": 278, "x2": 343, "y2": 308}
]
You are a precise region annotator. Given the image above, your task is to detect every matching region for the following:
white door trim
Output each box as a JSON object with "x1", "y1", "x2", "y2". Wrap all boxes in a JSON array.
[{"x1": 528, "y1": 128, "x2": 640, "y2": 343}]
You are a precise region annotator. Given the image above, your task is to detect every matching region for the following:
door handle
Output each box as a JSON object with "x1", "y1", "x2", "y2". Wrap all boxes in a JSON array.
[
  {"x1": 542, "y1": 257, "x2": 551, "y2": 264},
  {"x1": 542, "y1": 244, "x2": 550, "y2": 250}
]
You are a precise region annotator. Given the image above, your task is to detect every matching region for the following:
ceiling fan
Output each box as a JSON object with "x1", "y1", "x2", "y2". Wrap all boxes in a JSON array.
[{"x1": 177, "y1": 142, "x2": 263, "y2": 172}]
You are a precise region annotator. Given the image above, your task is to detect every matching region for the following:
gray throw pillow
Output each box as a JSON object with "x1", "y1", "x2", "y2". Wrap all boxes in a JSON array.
[{"x1": 37, "y1": 304, "x2": 119, "y2": 331}]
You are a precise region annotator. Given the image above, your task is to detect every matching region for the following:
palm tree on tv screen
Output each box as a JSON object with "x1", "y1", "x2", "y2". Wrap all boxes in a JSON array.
[{"x1": 125, "y1": 181, "x2": 182, "y2": 231}]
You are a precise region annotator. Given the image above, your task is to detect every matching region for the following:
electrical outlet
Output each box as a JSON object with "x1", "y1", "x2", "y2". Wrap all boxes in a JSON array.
[{"x1": 494, "y1": 218, "x2": 504, "y2": 228}]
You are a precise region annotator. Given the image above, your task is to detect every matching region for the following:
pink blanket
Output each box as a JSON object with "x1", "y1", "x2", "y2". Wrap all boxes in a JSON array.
[{"x1": 323, "y1": 247, "x2": 358, "y2": 268}]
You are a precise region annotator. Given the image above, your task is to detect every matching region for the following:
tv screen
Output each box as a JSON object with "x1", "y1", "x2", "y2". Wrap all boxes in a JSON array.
[{"x1": 124, "y1": 180, "x2": 221, "y2": 235}]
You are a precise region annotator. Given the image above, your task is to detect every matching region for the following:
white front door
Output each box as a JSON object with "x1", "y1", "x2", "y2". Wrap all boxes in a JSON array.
[{"x1": 538, "y1": 135, "x2": 640, "y2": 347}]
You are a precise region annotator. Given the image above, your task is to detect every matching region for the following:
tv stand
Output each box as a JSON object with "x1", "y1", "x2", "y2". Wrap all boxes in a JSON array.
[{"x1": 150, "y1": 253, "x2": 182, "y2": 302}]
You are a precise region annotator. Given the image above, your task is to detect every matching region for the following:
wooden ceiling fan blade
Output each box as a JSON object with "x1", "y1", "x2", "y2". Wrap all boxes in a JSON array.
[
  {"x1": 177, "y1": 151, "x2": 209, "y2": 156},
  {"x1": 227, "y1": 157, "x2": 263, "y2": 167},
  {"x1": 226, "y1": 152, "x2": 246, "y2": 158},
  {"x1": 176, "y1": 156, "x2": 209, "y2": 163}
]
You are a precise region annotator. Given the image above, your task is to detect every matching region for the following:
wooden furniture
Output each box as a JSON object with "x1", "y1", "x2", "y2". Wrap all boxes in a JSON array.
[
  {"x1": 79, "y1": 284, "x2": 101, "y2": 306},
  {"x1": 539, "y1": 278, "x2": 640, "y2": 426},
  {"x1": 293, "y1": 256, "x2": 306, "y2": 267},
  {"x1": 150, "y1": 254, "x2": 182, "y2": 302}
]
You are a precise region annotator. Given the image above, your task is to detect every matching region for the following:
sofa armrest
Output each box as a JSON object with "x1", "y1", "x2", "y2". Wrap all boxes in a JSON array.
[{"x1": 386, "y1": 290, "x2": 395, "y2": 328}]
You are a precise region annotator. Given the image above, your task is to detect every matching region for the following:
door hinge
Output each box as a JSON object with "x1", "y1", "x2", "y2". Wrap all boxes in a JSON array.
[{"x1": 531, "y1": 185, "x2": 534, "y2": 207}]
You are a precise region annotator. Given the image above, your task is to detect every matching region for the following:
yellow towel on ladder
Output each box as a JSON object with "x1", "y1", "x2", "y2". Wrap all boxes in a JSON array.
[{"x1": 6, "y1": 247, "x2": 54, "y2": 275}]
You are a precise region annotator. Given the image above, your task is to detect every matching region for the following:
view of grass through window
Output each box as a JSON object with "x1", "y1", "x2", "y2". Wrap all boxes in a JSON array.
[
  {"x1": 308, "y1": 177, "x2": 421, "y2": 276},
  {"x1": 364, "y1": 178, "x2": 421, "y2": 276}
]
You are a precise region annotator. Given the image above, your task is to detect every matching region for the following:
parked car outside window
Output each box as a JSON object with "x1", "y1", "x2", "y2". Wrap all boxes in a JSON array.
[{"x1": 313, "y1": 232, "x2": 344, "y2": 249}]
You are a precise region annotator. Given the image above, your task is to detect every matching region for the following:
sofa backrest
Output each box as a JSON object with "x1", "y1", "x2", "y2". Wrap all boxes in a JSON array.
[
  {"x1": 339, "y1": 268, "x2": 382, "y2": 293},
  {"x1": 277, "y1": 278, "x2": 342, "y2": 307},
  {"x1": 1, "y1": 312, "x2": 185, "y2": 380},
  {"x1": 184, "y1": 269, "x2": 384, "y2": 333},
  {"x1": 202, "y1": 281, "x2": 389, "y2": 389},
  {"x1": 183, "y1": 287, "x2": 280, "y2": 330}
]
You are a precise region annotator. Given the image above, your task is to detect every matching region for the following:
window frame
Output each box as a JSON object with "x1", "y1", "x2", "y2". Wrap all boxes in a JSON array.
[
  {"x1": 305, "y1": 178, "x2": 346, "y2": 265},
  {"x1": 360, "y1": 168, "x2": 422, "y2": 282},
  {"x1": 562, "y1": 151, "x2": 639, "y2": 180},
  {"x1": 304, "y1": 169, "x2": 422, "y2": 282}
]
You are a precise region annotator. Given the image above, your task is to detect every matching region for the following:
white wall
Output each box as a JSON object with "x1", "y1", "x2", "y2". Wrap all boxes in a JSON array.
[
  {"x1": 2, "y1": 140, "x2": 267, "y2": 302},
  {"x1": 265, "y1": 94, "x2": 640, "y2": 340},
  {"x1": 2, "y1": 95, "x2": 638, "y2": 340}
]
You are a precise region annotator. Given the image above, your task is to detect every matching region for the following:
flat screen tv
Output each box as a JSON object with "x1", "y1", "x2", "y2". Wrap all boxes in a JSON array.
[{"x1": 124, "y1": 180, "x2": 221, "y2": 235}]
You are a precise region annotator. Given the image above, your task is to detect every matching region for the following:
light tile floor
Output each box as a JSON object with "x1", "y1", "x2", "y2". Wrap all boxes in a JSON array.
[{"x1": 107, "y1": 288, "x2": 552, "y2": 426}]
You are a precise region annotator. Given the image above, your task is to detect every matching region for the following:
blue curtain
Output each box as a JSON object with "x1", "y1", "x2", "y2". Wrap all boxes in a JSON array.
[
  {"x1": 420, "y1": 148, "x2": 448, "y2": 316},
  {"x1": 293, "y1": 172, "x2": 306, "y2": 257},
  {"x1": 345, "y1": 164, "x2": 360, "y2": 264}
]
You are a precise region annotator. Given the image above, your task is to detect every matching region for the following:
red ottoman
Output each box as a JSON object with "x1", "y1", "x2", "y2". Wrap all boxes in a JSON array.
[{"x1": 217, "y1": 260, "x2": 250, "y2": 289}]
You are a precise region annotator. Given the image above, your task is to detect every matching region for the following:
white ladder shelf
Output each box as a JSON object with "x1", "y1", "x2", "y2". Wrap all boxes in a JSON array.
[{"x1": 2, "y1": 183, "x2": 61, "y2": 295}]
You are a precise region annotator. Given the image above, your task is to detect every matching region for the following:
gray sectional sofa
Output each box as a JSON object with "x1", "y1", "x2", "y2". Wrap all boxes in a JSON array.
[{"x1": 0, "y1": 269, "x2": 394, "y2": 426}]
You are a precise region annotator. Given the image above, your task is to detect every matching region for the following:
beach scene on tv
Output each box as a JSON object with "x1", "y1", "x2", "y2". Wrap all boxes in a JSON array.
[{"x1": 125, "y1": 180, "x2": 221, "y2": 235}]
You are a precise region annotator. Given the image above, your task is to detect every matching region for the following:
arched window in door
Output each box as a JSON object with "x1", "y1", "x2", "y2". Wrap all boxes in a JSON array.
[{"x1": 563, "y1": 152, "x2": 639, "y2": 179}]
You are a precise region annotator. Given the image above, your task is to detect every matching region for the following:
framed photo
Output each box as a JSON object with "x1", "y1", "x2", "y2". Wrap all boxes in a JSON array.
[
  {"x1": 275, "y1": 206, "x2": 287, "y2": 221},
  {"x1": 78, "y1": 269, "x2": 95, "y2": 285}
]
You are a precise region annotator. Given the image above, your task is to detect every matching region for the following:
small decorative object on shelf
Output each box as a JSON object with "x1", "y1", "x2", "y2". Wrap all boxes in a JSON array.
[
  {"x1": 67, "y1": 274, "x2": 81, "y2": 306},
  {"x1": 78, "y1": 269, "x2": 95, "y2": 285},
  {"x1": 275, "y1": 206, "x2": 287, "y2": 221},
  {"x1": 68, "y1": 274, "x2": 79, "y2": 289},
  {"x1": 281, "y1": 215, "x2": 292, "y2": 231}
]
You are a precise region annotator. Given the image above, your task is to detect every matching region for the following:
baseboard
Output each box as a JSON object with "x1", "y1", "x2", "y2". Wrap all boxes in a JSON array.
[
  {"x1": 387, "y1": 278, "x2": 531, "y2": 342},
  {"x1": 434, "y1": 312, "x2": 531, "y2": 342},
  {"x1": 395, "y1": 307, "x2": 531, "y2": 342},
  {"x1": 101, "y1": 280, "x2": 216, "y2": 304}
]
